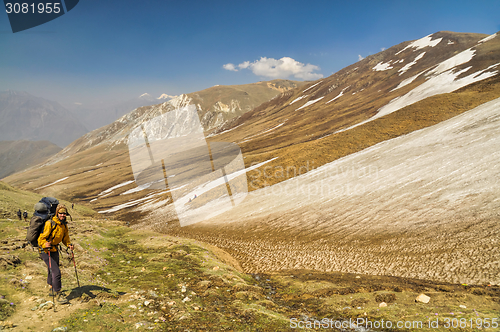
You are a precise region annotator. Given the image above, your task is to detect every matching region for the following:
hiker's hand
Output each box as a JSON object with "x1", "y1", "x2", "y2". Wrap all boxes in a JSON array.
[
  {"x1": 44, "y1": 242, "x2": 51, "y2": 248},
  {"x1": 68, "y1": 244, "x2": 74, "y2": 251}
]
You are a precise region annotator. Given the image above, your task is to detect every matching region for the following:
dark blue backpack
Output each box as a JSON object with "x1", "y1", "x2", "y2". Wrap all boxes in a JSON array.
[{"x1": 26, "y1": 197, "x2": 59, "y2": 247}]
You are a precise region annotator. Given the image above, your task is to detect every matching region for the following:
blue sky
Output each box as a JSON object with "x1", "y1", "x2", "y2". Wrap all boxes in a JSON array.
[{"x1": 1, "y1": 0, "x2": 499, "y2": 107}]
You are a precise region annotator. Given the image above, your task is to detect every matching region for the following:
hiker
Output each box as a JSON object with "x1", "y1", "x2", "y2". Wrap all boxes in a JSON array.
[
  {"x1": 23, "y1": 210, "x2": 28, "y2": 222},
  {"x1": 17, "y1": 209, "x2": 22, "y2": 220},
  {"x1": 71, "y1": 203, "x2": 74, "y2": 209},
  {"x1": 38, "y1": 204, "x2": 74, "y2": 304}
]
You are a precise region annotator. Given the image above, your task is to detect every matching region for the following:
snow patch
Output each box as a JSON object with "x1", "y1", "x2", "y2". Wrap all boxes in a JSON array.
[
  {"x1": 373, "y1": 61, "x2": 393, "y2": 71},
  {"x1": 395, "y1": 34, "x2": 442, "y2": 55},
  {"x1": 326, "y1": 87, "x2": 349, "y2": 104},
  {"x1": 101, "y1": 158, "x2": 278, "y2": 214},
  {"x1": 121, "y1": 180, "x2": 164, "y2": 195},
  {"x1": 98, "y1": 195, "x2": 155, "y2": 213},
  {"x1": 239, "y1": 123, "x2": 286, "y2": 143},
  {"x1": 391, "y1": 72, "x2": 423, "y2": 91},
  {"x1": 330, "y1": 63, "x2": 499, "y2": 135},
  {"x1": 289, "y1": 95, "x2": 308, "y2": 105},
  {"x1": 426, "y1": 48, "x2": 475, "y2": 76},
  {"x1": 302, "y1": 81, "x2": 322, "y2": 93},
  {"x1": 376, "y1": 64, "x2": 499, "y2": 119},
  {"x1": 296, "y1": 97, "x2": 324, "y2": 111},
  {"x1": 478, "y1": 33, "x2": 497, "y2": 44},
  {"x1": 174, "y1": 158, "x2": 278, "y2": 209},
  {"x1": 399, "y1": 52, "x2": 426, "y2": 75},
  {"x1": 158, "y1": 93, "x2": 177, "y2": 100},
  {"x1": 35, "y1": 177, "x2": 69, "y2": 190},
  {"x1": 207, "y1": 123, "x2": 245, "y2": 137},
  {"x1": 98, "y1": 180, "x2": 135, "y2": 196}
]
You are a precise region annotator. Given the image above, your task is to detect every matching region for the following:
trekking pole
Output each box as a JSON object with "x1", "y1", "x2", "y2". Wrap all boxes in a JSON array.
[
  {"x1": 71, "y1": 249, "x2": 80, "y2": 288},
  {"x1": 48, "y1": 248, "x2": 56, "y2": 312}
]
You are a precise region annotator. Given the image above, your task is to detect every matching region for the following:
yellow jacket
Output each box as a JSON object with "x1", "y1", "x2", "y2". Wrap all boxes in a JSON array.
[{"x1": 38, "y1": 215, "x2": 71, "y2": 253}]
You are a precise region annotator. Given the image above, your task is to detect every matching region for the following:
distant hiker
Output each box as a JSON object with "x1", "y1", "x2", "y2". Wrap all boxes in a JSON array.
[
  {"x1": 38, "y1": 204, "x2": 74, "y2": 304},
  {"x1": 71, "y1": 203, "x2": 74, "y2": 209},
  {"x1": 23, "y1": 210, "x2": 28, "y2": 222},
  {"x1": 17, "y1": 209, "x2": 22, "y2": 220}
]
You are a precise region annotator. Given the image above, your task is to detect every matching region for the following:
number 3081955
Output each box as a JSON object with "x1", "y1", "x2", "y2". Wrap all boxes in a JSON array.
[{"x1": 5, "y1": 2, "x2": 61, "y2": 14}]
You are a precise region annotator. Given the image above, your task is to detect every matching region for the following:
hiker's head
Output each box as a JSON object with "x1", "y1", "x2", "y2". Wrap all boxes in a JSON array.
[{"x1": 56, "y1": 204, "x2": 68, "y2": 221}]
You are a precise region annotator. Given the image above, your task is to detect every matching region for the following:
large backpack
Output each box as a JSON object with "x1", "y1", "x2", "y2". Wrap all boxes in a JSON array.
[{"x1": 26, "y1": 197, "x2": 59, "y2": 247}]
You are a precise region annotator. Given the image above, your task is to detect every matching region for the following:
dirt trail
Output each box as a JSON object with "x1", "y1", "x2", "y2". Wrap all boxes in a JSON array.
[{"x1": 7, "y1": 275, "x2": 90, "y2": 331}]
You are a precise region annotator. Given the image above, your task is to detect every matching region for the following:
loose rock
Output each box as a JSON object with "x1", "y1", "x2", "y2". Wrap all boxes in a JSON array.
[
  {"x1": 416, "y1": 294, "x2": 430, "y2": 304},
  {"x1": 52, "y1": 327, "x2": 68, "y2": 332}
]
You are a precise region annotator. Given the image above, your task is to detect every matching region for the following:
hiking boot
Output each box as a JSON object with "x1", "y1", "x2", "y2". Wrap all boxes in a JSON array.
[{"x1": 56, "y1": 292, "x2": 69, "y2": 304}]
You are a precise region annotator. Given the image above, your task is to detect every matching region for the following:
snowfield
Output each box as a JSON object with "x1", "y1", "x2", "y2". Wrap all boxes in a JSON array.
[{"x1": 165, "y1": 97, "x2": 500, "y2": 285}]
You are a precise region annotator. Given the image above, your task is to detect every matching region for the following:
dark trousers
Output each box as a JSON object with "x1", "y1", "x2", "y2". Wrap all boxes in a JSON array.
[{"x1": 40, "y1": 250, "x2": 62, "y2": 293}]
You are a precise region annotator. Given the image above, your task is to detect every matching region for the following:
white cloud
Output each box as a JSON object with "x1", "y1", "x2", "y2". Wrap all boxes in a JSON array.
[
  {"x1": 223, "y1": 57, "x2": 323, "y2": 80},
  {"x1": 238, "y1": 61, "x2": 251, "y2": 69},
  {"x1": 358, "y1": 54, "x2": 364, "y2": 61},
  {"x1": 222, "y1": 63, "x2": 238, "y2": 71},
  {"x1": 381, "y1": 47, "x2": 386, "y2": 51}
]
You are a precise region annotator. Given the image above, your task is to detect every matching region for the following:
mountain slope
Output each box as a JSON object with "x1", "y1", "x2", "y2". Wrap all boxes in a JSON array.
[
  {"x1": 0, "y1": 91, "x2": 88, "y2": 148},
  {"x1": 0, "y1": 140, "x2": 61, "y2": 179}
]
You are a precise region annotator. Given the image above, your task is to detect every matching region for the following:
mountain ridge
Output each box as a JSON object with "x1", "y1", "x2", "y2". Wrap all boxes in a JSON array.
[
  {"x1": 0, "y1": 90, "x2": 88, "y2": 148},
  {"x1": 0, "y1": 140, "x2": 61, "y2": 179}
]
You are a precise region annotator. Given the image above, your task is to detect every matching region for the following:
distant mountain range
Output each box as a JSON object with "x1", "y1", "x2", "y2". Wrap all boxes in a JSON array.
[
  {"x1": 66, "y1": 93, "x2": 163, "y2": 132},
  {"x1": 66, "y1": 81, "x2": 303, "y2": 132},
  {"x1": 36, "y1": 79, "x2": 306, "y2": 159},
  {"x1": 0, "y1": 90, "x2": 88, "y2": 147},
  {"x1": 0, "y1": 140, "x2": 61, "y2": 179},
  {"x1": 1, "y1": 79, "x2": 299, "y2": 153}
]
